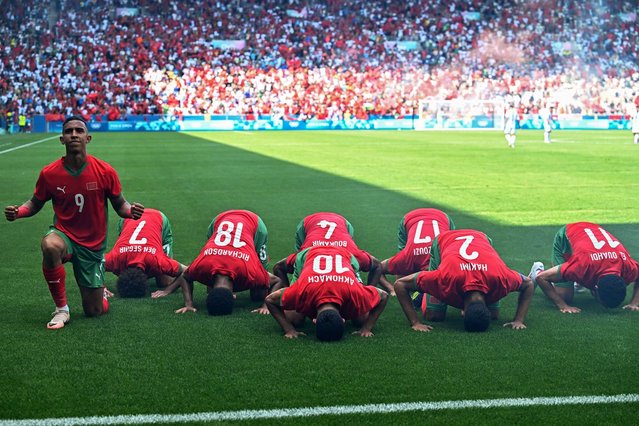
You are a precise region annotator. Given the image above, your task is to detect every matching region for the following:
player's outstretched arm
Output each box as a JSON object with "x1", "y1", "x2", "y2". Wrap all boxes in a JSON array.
[
  {"x1": 265, "y1": 289, "x2": 304, "y2": 338},
  {"x1": 355, "y1": 290, "x2": 388, "y2": 337},
  {"x1": 4, "y1": 196, "x2": 45, "y2": 221},
  {"x1": 535, "y1": 266, "x2": 581, "y2": 313},
  {"x1": 394, "y1": 273, "x2": 433, "y2": 332},
  {"x1": 504, "y1": 276, "x2": 534, "y2": 329},
  {"x1": 170, "y1": 272, "x2": 196, "y2": 314},
  {"x1": 623, "y1": 282, "x2": 639, "y2": 311},
  {"x1": 366, "y1": 256, "x2": 383, "y2": 287}
]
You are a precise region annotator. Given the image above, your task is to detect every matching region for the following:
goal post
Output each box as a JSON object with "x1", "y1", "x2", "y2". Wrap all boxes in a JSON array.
[{"x1": 415, "y1": 99, "x2": 505, "y2": 130}]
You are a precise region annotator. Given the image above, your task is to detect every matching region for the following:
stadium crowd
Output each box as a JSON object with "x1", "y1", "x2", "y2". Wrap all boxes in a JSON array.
[{"x1": 1, "y1": 0, "x2": 639, "y2": 128}]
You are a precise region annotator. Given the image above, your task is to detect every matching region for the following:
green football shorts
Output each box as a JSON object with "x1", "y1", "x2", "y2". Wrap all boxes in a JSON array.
[{"x1": 46, "y1": 227, "x2": 105, "y2": 288}]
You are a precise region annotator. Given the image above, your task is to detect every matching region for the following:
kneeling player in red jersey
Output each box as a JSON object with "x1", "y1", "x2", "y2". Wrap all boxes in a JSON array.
[
  {"x1": 266, "y1": 246, "x2": 388, "y2": 340},
  {"x1": 272, "y1": 212, "x2": 384, "y2": 291},
  {"x1": 4, "y1": 116, "x2": 144, "y2": 329},
  {"x1": 378, "y1": 208, "x2": 455, "y2": 297},
  {"x1": 530, "y1": 222, "x2": 639, "y2": 313},
  {"x1": 160, "y1": 210, "x2": 281, "y2": 315},
  {"x1": 105, "y1": 208, "x2": 186, "y2": 297},
  {"x1": 395, "y1": 229, "x2": 534, "y2": 332}
]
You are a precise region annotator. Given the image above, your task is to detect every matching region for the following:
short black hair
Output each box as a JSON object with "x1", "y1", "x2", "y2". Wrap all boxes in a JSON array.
[
  {"x1": 206, "y1": 287, "x2": 234, "y2": 315},
  {"x1": 315, "y1": 309, "x2": 344, "y2": 342},
  {"x1": 116, "y1": 267, "x2": 149, "y2": 298},
  {"x1": 62, "y1": 115, "x2": 88, "y2": 128},
  {"x1": 464, "y1": 300, "x2": 491, "y2": 332},
  {"x1": 596, "y1": 275, "x2": 626, "y2": 308}
]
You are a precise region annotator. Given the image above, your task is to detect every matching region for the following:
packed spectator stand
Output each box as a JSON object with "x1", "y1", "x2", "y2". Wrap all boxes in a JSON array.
[{"x1": 1, "y1": 0, "x2": 639, "y2": 130}]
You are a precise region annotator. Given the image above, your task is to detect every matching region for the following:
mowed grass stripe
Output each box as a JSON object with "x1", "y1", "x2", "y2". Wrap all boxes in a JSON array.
[{"x1": 3, "y1": 394, "x2": 638, "y2": 426}]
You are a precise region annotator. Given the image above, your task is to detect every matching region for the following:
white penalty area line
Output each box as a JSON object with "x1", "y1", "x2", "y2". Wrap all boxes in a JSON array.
[
  {"x1": 2, "y1": 394, "x2": 638, "y2": 426},
  {"x1": 0, "y1": 136, "x2": 58, "y2": 155}
]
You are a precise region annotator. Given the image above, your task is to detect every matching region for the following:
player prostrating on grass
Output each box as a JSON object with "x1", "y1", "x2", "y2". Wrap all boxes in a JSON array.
[
  {"x1": 378, "y1": 208, "x2": 455, "y2": 298},
  {"x1": 266, "y1": 246, "x2": 388, "y2": 340},
  {"x1": 394, "y1": 229, "x2": 534, "y2": 332},
  {"x1": 530, "y1": 222, "x2": 639, "y2": 313},
  {"x1": 272, "y1": 212, "x2": 384, "y2": 291},
  {"x1": 4, "y1": 116, "x2": 144, "y2": 329},
  {"x1": 105, "y1": 208, "x2": 186, "y2": 297},
  {"x1": 160, "y1": 209, "x2": 281, "y2": 315}
]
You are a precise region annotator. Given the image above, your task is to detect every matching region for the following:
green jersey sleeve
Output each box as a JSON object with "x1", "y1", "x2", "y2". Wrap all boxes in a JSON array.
[
  {"x1": 345, "y1": 219, "x2": 355, "y2": 238},
  {"x1": 116, "y1": 218, "x2": 125, "y2": 236},
  {"x1": 254, "y1": 216, "x2": 269, "y2": 269},
  {"x1": 291, "y1": 248, "x2": 310, "y2": 283},
  {"x1": 429, "y1": 237, "x2": 441, "y2": 270},
  {"x1": 551, "y1": 225, "x2": 571, "y2": 266},
  {"x1": 160, "y1": 212, "x2": 174, "y2": 257},
  {"x1": 294, "y1": 219, "x2": 306, "y2": 251},
  {"x1": 446, "y1": 214, "x2": 456, "y2": 230},
  {"x1": 397, "y1": 216, "x2": 408, "y2": 251},
  {"x1": 206, "y1": 214, "x2": 220, "y2": 240}
]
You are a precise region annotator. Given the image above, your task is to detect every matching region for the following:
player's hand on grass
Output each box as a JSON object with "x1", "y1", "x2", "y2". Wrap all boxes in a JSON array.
[
  {"x1": 411, "y1": 323, "x2": 433, "y2": 332},
  {"x1": 284, "y1": 330, "x2": 305, "y2": 339},
  {"x1": 353, "y1": 329, "x2": 374, "y2": 337},
  {"x1": 559, "y1": 305, "x2": 581, "y2": 314},
  {"x1": 175, "y1": 306, "x2": 197, "y2": 314},
  {"x1": 151, "y1": 289, "x2": 170, "y2": 298},
  {"x1": 503, "y1": 321, "x2": 526, "y2": 330},
  {"x1": 622, "y1": 303, "x2": 639, "y2": 311},
  {"x1": 251, "y1": 305, "x2": 270, "y2": 315}
]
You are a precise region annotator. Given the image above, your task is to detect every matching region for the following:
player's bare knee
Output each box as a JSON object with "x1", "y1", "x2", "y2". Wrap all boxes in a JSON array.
[{"x1": 41, "y1": 235, "x2": 66, "y2": 260}]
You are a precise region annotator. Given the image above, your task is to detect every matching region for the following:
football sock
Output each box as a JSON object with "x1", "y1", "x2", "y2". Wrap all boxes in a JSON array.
[{"x1": 43, "y1": 265, "x2": 67, "y2": 309}]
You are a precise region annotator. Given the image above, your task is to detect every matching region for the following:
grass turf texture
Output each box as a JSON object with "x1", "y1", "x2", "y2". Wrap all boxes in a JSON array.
[{"x1": 0, "y1": 130, "x2": 637, "y2": 423}]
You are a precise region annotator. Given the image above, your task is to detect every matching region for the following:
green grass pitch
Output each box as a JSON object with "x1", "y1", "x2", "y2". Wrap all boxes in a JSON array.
[{"x1": 0, "y1": 129, "x2": 637, "y2": 424}]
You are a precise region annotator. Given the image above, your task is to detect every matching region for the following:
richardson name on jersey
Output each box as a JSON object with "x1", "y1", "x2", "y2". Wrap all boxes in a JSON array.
[
  {"x1": 459, "y1": 262, "x2": 488, "y2": 271},
  {"x1": 119, "y1": 245, "x2": 157, "y2": 254},
  {"x1": 312, "y1": 240, "x2": 348, "y2": 247},
  {"x1": 308, "y1": 274, "x2": 355, "y2": 285},
  {"x1": 204, "y1": 247, "x2": 250, "y2": 261}
]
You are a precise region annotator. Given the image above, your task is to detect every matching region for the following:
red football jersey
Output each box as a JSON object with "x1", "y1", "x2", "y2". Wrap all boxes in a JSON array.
[
  {"x1": 387, "y1": 208, "x2": 452, "y2": 276},
  {"x1": 281, "y1": 246, "x2": 380, "y2": 319},
  {"x1": 560, "y1": 222, "x2": 639, "y2": 288},
  {"x1": 293, "y1": 212, "x2": 373, "y2": 271},
  {"x1": 105, "y1": 208, "x2": 180, "y2": 277},
  {"x1": 34, "y1": 155, "x2": 122, "y2": 250},
  {"x1": 415, "y1": 230, "x2": 522, "y2": 308},
  {"x1": 186, "y1": 210, "x2": 269, "y2": 291}
]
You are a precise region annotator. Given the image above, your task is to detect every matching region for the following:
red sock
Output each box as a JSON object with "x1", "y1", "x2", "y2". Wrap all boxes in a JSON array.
[
  {"x1": 43, "y1": 265, "x2": 67, "y2": 308},
  {"x1": 102, "y1": 296, "x2": 109, "y2": 313}
]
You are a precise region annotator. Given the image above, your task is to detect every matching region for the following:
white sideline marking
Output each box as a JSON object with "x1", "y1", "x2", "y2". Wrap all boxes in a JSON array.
[
  {"x1": 2, "y1": 394, "x2": 638, "y2": 425},
  {"x1": 0, "y1": 136, "x2": 58, "y2": 155}
]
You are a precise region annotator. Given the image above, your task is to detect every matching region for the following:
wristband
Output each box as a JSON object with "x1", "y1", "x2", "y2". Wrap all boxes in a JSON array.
[{"x1": 16, "y1": 206, "x2": 30, "y2": 218}]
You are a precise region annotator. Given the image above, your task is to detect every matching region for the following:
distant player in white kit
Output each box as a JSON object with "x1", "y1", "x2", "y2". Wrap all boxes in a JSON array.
[
  {"x1": 504, "y1": 104, "x2": 517, "y2": 148},
  {"x1": 632, "y1": 108, "x2": 639, "y2": 145},
  {"x1": 541, "y1": 106, "x2": 553, "y2": 143}
]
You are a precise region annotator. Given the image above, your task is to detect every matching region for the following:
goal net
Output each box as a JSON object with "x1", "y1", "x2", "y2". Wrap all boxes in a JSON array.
[{"x1": 415, "y1": 99, "x2": 505, "y2": 130}]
